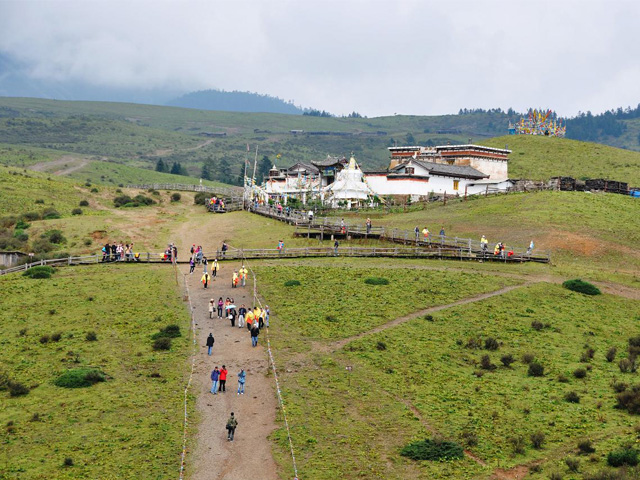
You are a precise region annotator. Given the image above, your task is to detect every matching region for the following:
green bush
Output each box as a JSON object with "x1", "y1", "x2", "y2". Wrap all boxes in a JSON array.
[
  {"x1": 42, "y1": 207, "x2": 61, "y2": 220},
  {"x1": 400, "y1": 438, "x2": 464, "y2": 461},
  {"x1": 152, "y1": 337, "x2": 172, "y2": 351},
  {"x1": 615, "y1": 385, "x2": 640, "y2": 414},
  {"x1": 565, "y1": 391, "x2": 581, "y2": 403},
  {"x1": 530, "y1": 431, "x2": 546, "y2": 449},
  {"x1": 578, "y1": 439, "x2": 596, "y2": 454},
  {"x1": 23, "y1": 266, "x2": 54, "y2": 279},
  {"x1": 114, "y1": 194, "x2": 156, "y2": 208},
  {"x1": 607, "y1": 448, "x2": 639, "y2": 467},
  {"x1": 528, "y1": 362, "x2": 545, "y2": 377},
  {"x1": 151, "y1": 325, "x2": 182, "y2": 339},
  {"x1": 284, "y1": 280, "x2": 301, "y2": 287},
  {"x1": 170, "y1": 193, "x2": 181, "y2": 202},
  {"x1": 42, "y1": 229, "x2": 66, "y2": 244},
  {"x1": 71, "y1": 208, "x2": 83, "y2": 216},
  {"x1": 194, "y1": 192, "x2": 207, "y2": 205},
  {"x1": 54, "y1": 369, "x2": 105, "y2": 388},
  {"x1": 484, "y1": 337, "x2": 499, "y2": 350},
  {"x1": 79, "y1": 200, "x2": 89, "y2": 207},
  {"x1": 563, "y1": 279, "x2": 601, "y2": 296},
  {"x1": 31, "y1": 238, "x2": 55, "y2": 253},
  {"x1": 364, "y1": 277, "x2": 389, "y2": 285},
  {"x1": 22, "y1": 211, "x2": 41, "y2": 221},
  {"x1": 500, "y1": 354, "x2": 515, "y2": 367},
  {"x1": 85, "y1": 331, "x2": 98, "y2": 341},
  {"x1": 15, "y1": 219, "x2": 30, "y2": 229}
]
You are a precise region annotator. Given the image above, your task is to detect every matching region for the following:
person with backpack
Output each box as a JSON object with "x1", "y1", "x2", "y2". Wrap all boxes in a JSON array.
[
  {"x1": 238, "y1": 304, "x2": 247, "y2": 329},
  {"x1": 226, "y1": 412, "x2": 238, "y2": 441},
  {"x1": 218, "y1": 365, "x2": 228, "y2": 392},
  {"x1": 208, "y1": 299, "x2": 215, "y2": 319},
  {"x1": 210, "y1": 366, "x2": 220, "y2": 394},
  {"x1": 189, "y1": 257, "x2": 195, "y2": 274},
  {"x1": 237, "y1": 369, "x2": 246, "y2": 395},
  {"x1": 212, "y1": 258, "x2": 218, "y2": 278},
  {"x1": 205, "y1": 333, "x2": 215, "y2": 355}
]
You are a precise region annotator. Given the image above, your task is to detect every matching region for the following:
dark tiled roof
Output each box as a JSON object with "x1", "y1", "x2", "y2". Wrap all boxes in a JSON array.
[
  {"x1": 311, "y1": 156, "x2": 347, "y2": 167},
  {"x1": 394, "y1": 160, "x2": 488, "y2": 179},
  {"x1": 287, "y1": 162, "x2": 319, "y2": 174}
]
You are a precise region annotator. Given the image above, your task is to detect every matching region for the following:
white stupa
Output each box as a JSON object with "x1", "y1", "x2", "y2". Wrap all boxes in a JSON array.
[{"x1": 323, "y1": 155, "x2": 373, "y2": 208}]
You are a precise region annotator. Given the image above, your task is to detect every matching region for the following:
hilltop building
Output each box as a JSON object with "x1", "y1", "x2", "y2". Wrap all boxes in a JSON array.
[
  {"x1": 263, "y1": 155, "x2": 348, "y2": 203},
  {"x1": 364, "y1": 144, "x2": 512, "y2": 199}
]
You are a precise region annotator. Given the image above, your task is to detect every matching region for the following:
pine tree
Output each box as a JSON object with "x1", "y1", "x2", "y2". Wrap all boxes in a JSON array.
[
  {"x1": 257, "y1": 155, "x2": 272, "y2": 182},
  {"x1": 155, "y1": 159, "x2": 167, "y2": 172},
  {"x1": 170, "y1": 162, "x2": 182, "y2": 175}
]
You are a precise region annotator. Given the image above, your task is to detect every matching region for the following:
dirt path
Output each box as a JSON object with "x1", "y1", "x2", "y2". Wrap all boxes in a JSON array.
[
  {"x1": 329, "y1": 282, "x2": 533, "y2": 351},
  {"x1": 175, "y1": 214, "x2": 279, "y2": 480},
  {"x1": 30, "y1": 155, "x2": 89, "y2": 175}
]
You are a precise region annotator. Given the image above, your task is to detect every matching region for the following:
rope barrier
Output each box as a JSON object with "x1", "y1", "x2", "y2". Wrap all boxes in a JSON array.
[
  {"x1": 178, "y1": 265, "x2": 198, "y2": 480},
  {"x1": 242, "y1": 255, "x2": 300, "y2": 480}
]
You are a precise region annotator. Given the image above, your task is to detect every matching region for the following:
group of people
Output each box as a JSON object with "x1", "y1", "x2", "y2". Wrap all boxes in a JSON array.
[
  {"x1": 231, "y1": 265, "x2": 248, "y2": 288},
  {"x1": 208, "y1": 196, "x2": 226, "y2": 212},
  {"x1": 162, "y1": 243, "x2": 178, "y2": 262},
  {"x1": 101, "y1": 242, "x2": 138, "y2": 262},
  {"x1": 200, "y1": 261, "x2": 273, "y2": 445},
  {"x1": 414, "y1": 226, "x2": 446, "y2": 242}
]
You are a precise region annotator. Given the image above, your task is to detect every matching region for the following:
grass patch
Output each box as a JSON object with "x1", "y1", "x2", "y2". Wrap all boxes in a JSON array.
[
  {"x1": 364, "y1": 277, "x2": 389, "y2": 285},
  {"x1": 400, "y1": 438, "x2": 464, "y2": 461},
  {"x1": 563, "y1": 278, "x2": 602, "y2": 296}
]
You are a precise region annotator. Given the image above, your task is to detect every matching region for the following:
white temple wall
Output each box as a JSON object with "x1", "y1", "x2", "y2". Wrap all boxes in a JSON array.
[{"x1": 468, "y1": 158, "x2": 508, "y2": 181}]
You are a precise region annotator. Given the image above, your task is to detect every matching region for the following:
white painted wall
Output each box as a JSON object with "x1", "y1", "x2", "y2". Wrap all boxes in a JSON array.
[{"x1": 468, "y1": 158, "x2": 508, "y2": 181}]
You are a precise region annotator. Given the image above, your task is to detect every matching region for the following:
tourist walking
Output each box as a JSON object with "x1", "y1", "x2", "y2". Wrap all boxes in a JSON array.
[
  {"x1": 250, "y1": 324, "x2": 260, "y2": 347},
  {"x1": 232, "y1": 271, "x2": 238, "y2": 288},
  {"x1": 206, "y1": 333, "x2": 215, "y2": 355},
  {"x1": 209, "y1": 299, "x2": 215, "y2": 319},
  {"x1": 201, "y1": 272, "x2": 211, "y2": 289},
  {"x1": 240, "y1": 265, "x2": 248, "y2": 287},
  {"x1": 202, "y1": 256, "x2": 208, "y2": 274},
  {"x1": 189, "y1": 257, "x2": 195, "y2": 274},
  {"x1": 334, "y1": 239, "x2": 339, "y2": 256},
  {"x1": 265, "y1": 305, "x2": 270, "y2": 328},
  {"x1": 210, "y1": 366, "x2": 220, "y2": 394},
  {"x1": 366, "y1": 218, "x2": 372, "y2": 234},
  {"x1": 238, "y1": 304, "x2": 247, "y2": 328},
  {"x1": 228, "y1": 308, "x2": 236, "y2": 327},
  {"x1": 217, "y1": 297, "x2": 224, "y2": 318},
  {"x1": 237, "y1": 369, "x2": 246, "y2": 395},
  {"x1": 422, "y1": 227, "x2": 429, "y2": 242},
  {"x1": 212, "y1": 258, "x2": 218, "y2": 278},
  {"x1": 526, "y1": 240, "x2": 534, "y2": 255},
  {"x1": 414, "y1": 226, "x2": 419, "y2": 242},
  {"x1": 226, "y1": 412, "x2": 238, "y2": 441},
  {"x1": 218, "y1": 365, "x2": 227, "y2": 392}
]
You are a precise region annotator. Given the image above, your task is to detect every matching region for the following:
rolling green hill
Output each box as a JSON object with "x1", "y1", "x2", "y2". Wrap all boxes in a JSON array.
[{"x1": 1, "y1": 97, "x2": 640, "y2": 187}]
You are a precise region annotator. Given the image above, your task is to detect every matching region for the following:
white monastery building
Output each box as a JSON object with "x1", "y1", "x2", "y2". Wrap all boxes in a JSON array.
[{"x1": 364, "y1": 144, "x2": 513, "y2": 199}]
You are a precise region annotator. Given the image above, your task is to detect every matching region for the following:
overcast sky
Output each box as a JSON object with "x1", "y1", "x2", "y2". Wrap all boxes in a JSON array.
[{"x1": 1, "y1": 0, "x2": 639, "y2": 117}]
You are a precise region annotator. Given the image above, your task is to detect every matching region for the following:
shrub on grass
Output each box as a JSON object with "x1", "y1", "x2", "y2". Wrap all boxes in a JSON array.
[
  {"x1": 565, "y1": 457, "x2": 580, "y2": 473},
  {"x1": 615, "y1": 385, "x2": 640, "y2": 414},
  {"x1": 23, "y1": 266, "x2": 54, "y2": 279},
  {"x1": 376, "y1": 341, "x2": 387, "y2": 351},
  {"x1": 54, "y1": 369, "x2": 105, "y2": 388},
  {"x1": 31, "y1": 238, "x2": 55, "y2": 253},
  {"x1": 152, "y1": 337, "x2": 172, "y2": 351},
  {"x1": 35, "y1": 199, "x2": 45, "y2": 204},
  {"x1": 15, "y1": 219, "x2": 30, "y2": 229},
  {"x1": 607, "y1": 448, "x2": 639, "y2": 467},
  {"x1": 284, "y1": 280, "x2": 301, "y2": 287},
  {"x1": 531, "y1": 431, "x2": 546, "y2": 449},
  {"x1": 558, "y1": 374, "x2": 569, "y2": 383},
  {"x1": 531, "y1": 320, "x2": 544, "y2": 331},
  {"x1": 574, "y1": 368, "x2": 587, "y2": 379},
  {"x1": 170, "y1": 193, "x2": 181, "y2": 202},
  {"x1": 22, "y1": 211, "x2": 41, "y2": 221},
  {"x1": 619, "y1": 358, "x2": 635, "y2": 373},
  {"x1": 400, "y1": 438, "x2": 464, "y2": 461},
  {"x1": 79, "y1": 200, "x2": 89, "y2": 207},
  {"x1": 42, "y1": 207, "x2": 61, "y2": 220},
  {"x1": 85, "y1": 331, "x2": 97, "y2": 342},
  {"x1": 484, "y1": 337, "x2": 499, "y2": 351},
  {"x1": 578, "y1": 439, "x2": 596, "y2": 454},
  {"x1": 563, "y1": 279, "x2": 601, "y2": 295},
  {"x1": 528, "y1": 362, "x2": 544, "y2": 377},
  {"x1": 71, "y1": 208, "x2": 83, "y2": 216},
  {"x1": 151, "y1": 325, "x2": 182, "y2": 339},
  {"x1": 549, "y1": 472, "x2": 563, "y2": 480},
  {"x1": 461, "y1": 430, "x2": 478, "y2": 447},
  {"x1": 480, "y1": 354, "x2": 496, "y2": 370},
  {"x1": 63, "y1": 457, "x2": 74, "y2": 467},
  {"x1": 39, "y1": 335, "x2": 50, "y2": 344},
  {"x1": 581, "y1": 348, "x2": 596, "y2": 362},
  {"x1": 509, "y1": 435, "x2": 526, "y2": 454},
  {"x1": 500, "y1": 354, "x2": 515, "y2": 367},
  {"x1": 364, "y1": 277, "x2": 389, "y2": 285},
  {"x1": 90, "y1": 188, "x2": 99, "y2": 193},
  {"x1": 612, "y1": 381, "x2": 629, "y2": 393},
  {"x1": 8, "y1": 380, "x2": 30, "y2": 397},
  {"x1": 42, "y1": 229, "x2": 66, "y2": 244},
  {"x1": 325, "y1": 315, "x2": 338, "y2": 323},
  {"x1": 522, "y1": 352, "x2": 536, "y2": 364},
  {"x1": 606, "y1": 347, "x2": 618, "y2": 363},
  {"x1": 194, "y1": 192, "x2": 207, "y2": 205},
  {"x1": 51, "y1": 332, "x2": 62, "y2": 342},
  {"x1": 465, "y1": 337, "x2": 483, "y2": 349},
  {"x1": 565, "y1": 391, "x2": 581, "y2": 403}
]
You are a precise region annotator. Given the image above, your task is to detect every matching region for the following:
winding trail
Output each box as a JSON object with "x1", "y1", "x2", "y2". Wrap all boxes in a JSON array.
[{"x1": 330, "y1": 282, "x2": 533, "y2": 351}]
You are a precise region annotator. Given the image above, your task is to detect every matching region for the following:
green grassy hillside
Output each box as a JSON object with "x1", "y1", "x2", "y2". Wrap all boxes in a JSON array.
[
  {"x1": 2, "y1": 98, "x2": 640, "y2": 186},
  {"x1": 0, "y1": 264, "x2": 191, "y2": 479},
  {"x1": 485, "y1": 135, "x2": 640, "y2": 184}
]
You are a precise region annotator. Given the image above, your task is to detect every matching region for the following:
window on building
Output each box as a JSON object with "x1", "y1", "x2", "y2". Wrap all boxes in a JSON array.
[
  {"x1": 453, "y1": 180, "x2": 459, "y2": 190},
  {"x1": 405, "y1": 167, "x2": 415, "y2": 175}
]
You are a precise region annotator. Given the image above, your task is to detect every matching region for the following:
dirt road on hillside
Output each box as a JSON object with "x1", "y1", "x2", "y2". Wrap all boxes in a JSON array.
[{"x1": 176, "y1": 215, "x2": 279, "y2": 480}]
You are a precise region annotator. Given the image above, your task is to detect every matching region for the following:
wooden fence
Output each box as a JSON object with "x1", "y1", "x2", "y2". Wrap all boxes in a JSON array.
[{"x1": 126, "y1": 183, "x2": 243, "y2": 196}]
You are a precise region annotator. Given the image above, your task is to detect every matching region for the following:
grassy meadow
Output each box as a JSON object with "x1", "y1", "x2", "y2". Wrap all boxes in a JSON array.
[
  {"x1": 0, "y1": 264, "x2": 191, "y2": 479},
  {"x1": 255, "y1": 261, "x2": 640, "y2": 479}
]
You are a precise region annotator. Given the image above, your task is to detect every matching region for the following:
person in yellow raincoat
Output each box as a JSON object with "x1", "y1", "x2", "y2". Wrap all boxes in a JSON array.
[
  {"x1": 239, "y1": 265, "x2": 248, "y2": 287},
  {"x1": 201, "y1": 272, "x2": 211, "y2": 289},
  {"x1": 245, "y1": 310, "x2": 255, "y2": 331},
  {"x1": 232, "y1": 271, "x2": 238, "y2": 288}
]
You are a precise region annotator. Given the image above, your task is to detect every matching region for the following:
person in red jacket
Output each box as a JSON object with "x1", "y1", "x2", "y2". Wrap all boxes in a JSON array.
[{"x1": 218, "y1": 365, "x2": 228, "y2": 393}]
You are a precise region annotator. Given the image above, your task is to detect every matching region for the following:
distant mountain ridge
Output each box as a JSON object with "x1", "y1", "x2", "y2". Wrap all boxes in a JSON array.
[{"x1": 166, "y1": 89, "x2": 304, "y2": 114}]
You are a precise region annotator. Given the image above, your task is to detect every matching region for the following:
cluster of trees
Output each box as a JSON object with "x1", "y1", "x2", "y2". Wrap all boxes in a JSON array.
[
  {"x1": 155, "y1": 159, "x2": 187, "y2": 176},
  {"x1": 303, "y1": 109, "x2": 333, "y2": 117},
  {"x1": 167, "y1": 89, "x2": 303, "y2": 115}
]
